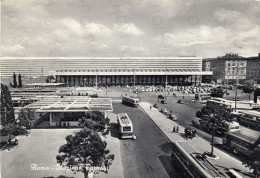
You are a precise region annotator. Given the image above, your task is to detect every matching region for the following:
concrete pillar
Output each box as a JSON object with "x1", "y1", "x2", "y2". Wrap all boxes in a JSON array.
[{"x1": 50, "y1": 112, "x2": 52, "y2": 125}]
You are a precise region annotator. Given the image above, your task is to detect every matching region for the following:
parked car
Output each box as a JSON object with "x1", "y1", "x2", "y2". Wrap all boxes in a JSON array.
[
  {"x1": 177, "y1": 100, "x2": 184, "y2": 104},
  {"x1": 160, "y1": 108, "x2": 168, "y2": 114},
  {"x1": 153, "y1": 103, "x2": 159, "y2": 108},
  {"x1": 169, "y1": 114, "x2": 177, "y2": 121},
  {"x1": 158, "y1": 95, "x2": 166, "y2": 99},
  {"x1": 161, "y1": 99, "x2": 167, "y2": 104}
]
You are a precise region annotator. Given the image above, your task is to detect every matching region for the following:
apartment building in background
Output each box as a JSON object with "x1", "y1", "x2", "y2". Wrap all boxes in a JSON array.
[{"x1": 246, "y1": 53, "x2": 260, "y2": 84}]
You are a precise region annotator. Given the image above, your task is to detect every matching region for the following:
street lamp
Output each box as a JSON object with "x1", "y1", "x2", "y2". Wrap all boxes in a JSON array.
[{"x1": 210, "y1": 114, "x2": 216, "y2": 157}]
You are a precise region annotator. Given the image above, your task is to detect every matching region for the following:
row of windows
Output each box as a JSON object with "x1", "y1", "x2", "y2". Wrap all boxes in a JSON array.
[
  {"x1": 227, "y1": 135, "x2": 255, "y2": 150},
  {"x1": 172, "y1": 148, "x2": 203, "y2": 178}
]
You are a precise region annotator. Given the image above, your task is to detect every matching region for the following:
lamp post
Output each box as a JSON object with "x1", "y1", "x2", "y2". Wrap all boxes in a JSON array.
[
  {"x1": 210, "y1": 114, "x2": 216, "y2": 157},
  {"x1": 235, "y1": 62, "x2": 239, "y2": 112}
]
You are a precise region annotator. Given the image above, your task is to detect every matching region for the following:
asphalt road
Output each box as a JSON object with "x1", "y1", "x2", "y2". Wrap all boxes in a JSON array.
[{"x1": 112, "y1": 103, "x2": 180, "y2": 178}]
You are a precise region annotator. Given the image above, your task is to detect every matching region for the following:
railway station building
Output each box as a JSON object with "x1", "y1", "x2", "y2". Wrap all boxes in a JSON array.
[{"x1": 53, "y1": 57, "x2": 212, "y2": 87}]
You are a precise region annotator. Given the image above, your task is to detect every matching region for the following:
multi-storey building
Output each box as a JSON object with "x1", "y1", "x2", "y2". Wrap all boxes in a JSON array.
[
  {"x1": 0, "y1": 57, "x2": 212, "y2": 87},
  {"x1": 246, "y1": 53, "x2": 260, "y2": 83},
  {"x1": 202, "y1": 54, "x2": 248, "y2": 84}
]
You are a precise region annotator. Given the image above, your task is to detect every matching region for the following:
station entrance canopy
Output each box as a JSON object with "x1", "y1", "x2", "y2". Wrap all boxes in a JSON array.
[{"x1": 25, "y1": 96, "x2": 113, "y2": 112}]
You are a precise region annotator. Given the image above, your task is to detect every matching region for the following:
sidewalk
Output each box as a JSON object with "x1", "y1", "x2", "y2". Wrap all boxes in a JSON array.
[
  {"x1": 139, "y1": 102, "x2": 253, "y2": 176},
  {"x1": 93, "y1": 112, "x2": 124, "y2": 178}
]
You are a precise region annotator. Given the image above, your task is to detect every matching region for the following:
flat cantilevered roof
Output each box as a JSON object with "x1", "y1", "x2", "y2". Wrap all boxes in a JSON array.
[
  {"x1": 26, "y1": 83, "x2": 64, "y2": 86},
  {"x1": 25, "y1": 96, "x2": 113, "y2": 112}
]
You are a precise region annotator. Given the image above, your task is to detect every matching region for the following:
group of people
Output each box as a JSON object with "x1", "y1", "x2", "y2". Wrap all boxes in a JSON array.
[
  {"x1": 55, "y1": 121, "x2": 70, "y2": 128},
  {"x1": 184, "y1": 127, "x2": 196, "y2": 139},
  {"x1": 173, "y1": 125, "x2": 179, "y2": 133}
]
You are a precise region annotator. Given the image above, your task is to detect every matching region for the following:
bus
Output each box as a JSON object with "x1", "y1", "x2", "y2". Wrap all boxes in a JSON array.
[
  {"x1": 195, "y1": 93, "x2": 212, "y2": 103},
  {"x1": 234, "y1": 110, "x2": 260, "y2": 130},
  {"x1": 122, "y1": 96, "x2": 139, "y2": 107},
  {"x1": 171, "y1": 141, "x2": 240, "y2": 178},
  {"x1": 207, "y1": 99, "x2": 233, "y2": 112},
  {"x1": 199, "y1": 119, "x2": 240, "y2": 136},
  {"x1": 223, "y1": 131, "x2": 258, "y2": 157},
  {"x1": 117, "y1": 113, "x2": 133, "y2": 139}
]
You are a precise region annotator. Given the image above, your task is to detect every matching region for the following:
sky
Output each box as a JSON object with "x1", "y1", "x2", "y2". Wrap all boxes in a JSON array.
[{"x1": 1, "y1": 0, "x2": 260, "y2": 58}]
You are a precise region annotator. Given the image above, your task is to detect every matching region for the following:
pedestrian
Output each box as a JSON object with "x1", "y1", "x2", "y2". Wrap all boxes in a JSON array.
[
  {"x1": 170, "y1": 110, "x2": 172, "y2": 114},
  {"x1": 150, "y1": 105, "x2": 152, "y2": 110},
  {"x1": 173, "y1": 126, "x2": 175, "y2": 132},
  {"x1": 67, "y1": 122, "x2": 70, "y2": 128},
  {"x1": 176, "y1": 125, "x2": 179, "y2": 133},
  {"x1": 104, "y1": 160, "x2": 109, "y2": 173}
]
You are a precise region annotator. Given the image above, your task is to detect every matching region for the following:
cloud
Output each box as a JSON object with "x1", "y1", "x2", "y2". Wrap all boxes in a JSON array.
[
  {"x1": 84, "y1": 23, "x2": 111, "y2": 35},
  {"x1": 113, "y1": 23, "x2": 144, "y2": 36},
  {"x1": 62, "y1": 17, "x2": 82, "y2": 36}
]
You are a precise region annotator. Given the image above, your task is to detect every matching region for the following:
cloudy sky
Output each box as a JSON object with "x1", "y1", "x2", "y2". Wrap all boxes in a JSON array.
[{"x1": 1, "y1": 0, "x2": 260, "y2": 58}]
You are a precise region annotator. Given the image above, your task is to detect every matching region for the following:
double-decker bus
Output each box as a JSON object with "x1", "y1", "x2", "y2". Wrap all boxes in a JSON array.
[
  {"x1": 171, "y1": 141, "x2": 242, "y2": 178},
  {"x1": 195, "y1": 93, "x2": 212, "y2": 103},
  {"x1": 223, "y1": 131, "x2": 258, "y2": 157},
  {"x1": 234, "y1": 110, "x2": 260, "y2": 130},
  {"x1": 117, "y1": 113, "x2": 133, "y2": 139},
  {"x1": 122, "y1": 96, "x2": 139, "y2": 107}
]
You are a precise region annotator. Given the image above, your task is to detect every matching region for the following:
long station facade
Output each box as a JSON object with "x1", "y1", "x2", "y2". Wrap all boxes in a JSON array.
[{"x1": 53, "y1": 57, "x2": 212, "y2": 87}]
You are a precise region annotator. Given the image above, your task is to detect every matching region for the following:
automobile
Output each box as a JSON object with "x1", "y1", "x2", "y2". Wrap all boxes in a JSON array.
[
  {"x1": 169, "y1": 114, "x2": 177, "y2": 121},
  {"x1": 161, "y1": 99, "x2": 167, "y2": 104},
  {"x1": 158, "y1": 95, "x2": 166, "y2": 99},
  {"x1": 177, "y1": 100, "x2": 184, "y2": 104},
  {"x1": 160, "y1": 108, "x2": 168, "y2": 114},
  {"x1": 153, "y1": 103, "x2": 159, "y2": 108},
  {"x1": 90, "y1": 93, "x2": 98, "y2": 98}
]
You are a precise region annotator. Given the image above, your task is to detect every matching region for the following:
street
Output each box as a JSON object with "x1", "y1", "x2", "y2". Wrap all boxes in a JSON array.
[{"x1": 113, "y1": 103, "x2": 179, "y2": 178}]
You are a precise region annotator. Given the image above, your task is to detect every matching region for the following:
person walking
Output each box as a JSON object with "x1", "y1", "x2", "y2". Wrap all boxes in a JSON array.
[
  {"x1": 176, "y1": 125, "x2": 179, "y2": 133},
  {"x1": 173, "y1": 126, "x2": 175, "y2": 132},
  {"x1": 104, "y1": 160, "x2": 109, "y2": 173}
]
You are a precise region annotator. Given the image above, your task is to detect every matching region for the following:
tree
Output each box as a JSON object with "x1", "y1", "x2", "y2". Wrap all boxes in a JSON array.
[
  {"x1": 197, "y1": 103, "x2": 233, "y2": 157},
  {"x1": 11, "y1": 73, "x2": 17, "y2": 88},
  {"x1": 242, "y1": 80, "x2": 256, "y2": 101},
  {"x1": 18, "y1": 74, "x2": 22, "y2": 88},
  {"x1": 79, "y1": 111, "x2": 109, "y2": 136},
  {"x1": 56, "y1": 128, "x2": 114, "y2": 178},
  {"x1": 254, "y1": 88, "x2": 260, "y2": 103},
  {"x1": 46, "y1": 75, "x2": 54, "y2": 83},
  {"x1": 0, "y1": 84, "x2": 15, "y2": 126},
  {"x1": 1, "y1": 84, "x2": 28, "y2": 145},
  {"x1": 18, "y1": 108, "x2": 36, "y2": 128},
  {"x1": 210, "y1": 87, "x2": 224, "y2": 98}
]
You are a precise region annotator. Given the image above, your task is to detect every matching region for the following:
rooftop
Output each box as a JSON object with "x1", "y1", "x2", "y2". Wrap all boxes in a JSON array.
[{"x1": 25, "y1": 96, "x2": 113, "y2": 112}]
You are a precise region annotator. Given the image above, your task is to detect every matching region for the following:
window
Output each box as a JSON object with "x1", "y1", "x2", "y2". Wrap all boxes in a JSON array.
[{"x1": 123, "y1": 127, "x2": 131, "y2": 131}]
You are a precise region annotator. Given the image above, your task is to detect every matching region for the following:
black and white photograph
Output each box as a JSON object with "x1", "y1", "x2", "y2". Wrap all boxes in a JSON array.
[{"x1": 1, "y1": 0, "x2": 260, "y2": 178}]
